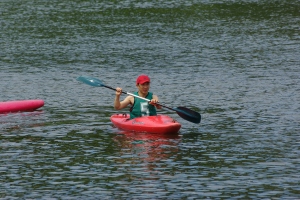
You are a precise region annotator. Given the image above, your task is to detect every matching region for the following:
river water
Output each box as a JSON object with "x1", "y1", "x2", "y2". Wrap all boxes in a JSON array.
[{"x1": 1, "y1": 0, "x2": 299, "y2": 199}]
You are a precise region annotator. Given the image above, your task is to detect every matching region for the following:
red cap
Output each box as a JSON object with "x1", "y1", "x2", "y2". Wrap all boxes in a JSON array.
[{"x1": 136, "y1": 74, "x2": 150, "y2": 84}]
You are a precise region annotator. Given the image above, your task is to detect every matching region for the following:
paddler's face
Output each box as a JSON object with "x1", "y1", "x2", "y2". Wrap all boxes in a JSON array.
[{"x1": 137, "y1": 82, "x2": 150, "y2": 94}]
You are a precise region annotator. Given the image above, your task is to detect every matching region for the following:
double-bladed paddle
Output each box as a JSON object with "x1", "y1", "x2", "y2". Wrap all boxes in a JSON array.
[{"x1": 77, "y1": 76, "x2": 201, "y2": 124}]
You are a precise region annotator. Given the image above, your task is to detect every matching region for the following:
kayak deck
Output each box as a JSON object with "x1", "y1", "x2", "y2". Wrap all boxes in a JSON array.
[{"x1": 110, "y1": 114, "x2": 181, "y2": 134}]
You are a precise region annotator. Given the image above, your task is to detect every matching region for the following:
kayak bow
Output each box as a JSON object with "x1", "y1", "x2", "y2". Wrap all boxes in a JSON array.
[{"x1": 0, "y1": 99, "x2": 44, "y2": 114}]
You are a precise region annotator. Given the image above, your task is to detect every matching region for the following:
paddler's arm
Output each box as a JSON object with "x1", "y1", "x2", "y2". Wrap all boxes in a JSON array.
[
  {"x1": 149, "y1": 94, "x2": 161, "y2": 109},
  {"x1": 114, "y1": 87, "x2": 132, "y2": 110}
]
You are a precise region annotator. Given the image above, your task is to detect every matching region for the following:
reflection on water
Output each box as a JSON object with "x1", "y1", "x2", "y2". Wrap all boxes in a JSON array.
[
  {"x1": 0, "y1": 111, "x2": 45, "y2": 133},
  {"x1": 113, "y1": 131, "x2": 180, "y2": 164}
]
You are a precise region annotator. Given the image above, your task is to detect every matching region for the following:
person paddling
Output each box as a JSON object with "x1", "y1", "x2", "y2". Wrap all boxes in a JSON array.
[{"x1": 114, "y1": 74, "x2": 161, "y2": 119}]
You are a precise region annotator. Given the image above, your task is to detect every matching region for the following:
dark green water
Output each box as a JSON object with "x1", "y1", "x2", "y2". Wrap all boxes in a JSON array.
[{"x1": 1, "y1": 0, "x2": 299, "y2": 199}]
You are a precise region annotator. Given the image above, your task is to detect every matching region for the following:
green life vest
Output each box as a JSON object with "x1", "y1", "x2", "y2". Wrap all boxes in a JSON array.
[{"x1": 130, "y1": 92, "x2": 157, "y2": 119}]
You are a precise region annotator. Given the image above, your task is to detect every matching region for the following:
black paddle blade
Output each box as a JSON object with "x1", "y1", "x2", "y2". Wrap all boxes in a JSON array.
[
  {"x1": 174, "y1": 107, "x2": 201, "y2": 124},
  {"x1": 77, "y1": 76, "x2": 105, "y2": 87}
]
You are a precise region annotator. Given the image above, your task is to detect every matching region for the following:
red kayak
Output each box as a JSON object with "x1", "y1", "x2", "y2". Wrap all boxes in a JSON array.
[
  {"x1": 110, "y1": 114, "x2": 181, "y2": 134},
  {"x1": 0, "y1": 99, "x2": 44, "y2": 114}
]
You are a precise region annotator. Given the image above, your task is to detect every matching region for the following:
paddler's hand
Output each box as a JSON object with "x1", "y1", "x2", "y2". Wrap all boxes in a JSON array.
[
  {"x1": 116, "y1": 87, "x2": 122, "y2": 97},
  {"x1": 149, "y1": 99, "x2": 161, "y2": 109}
]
